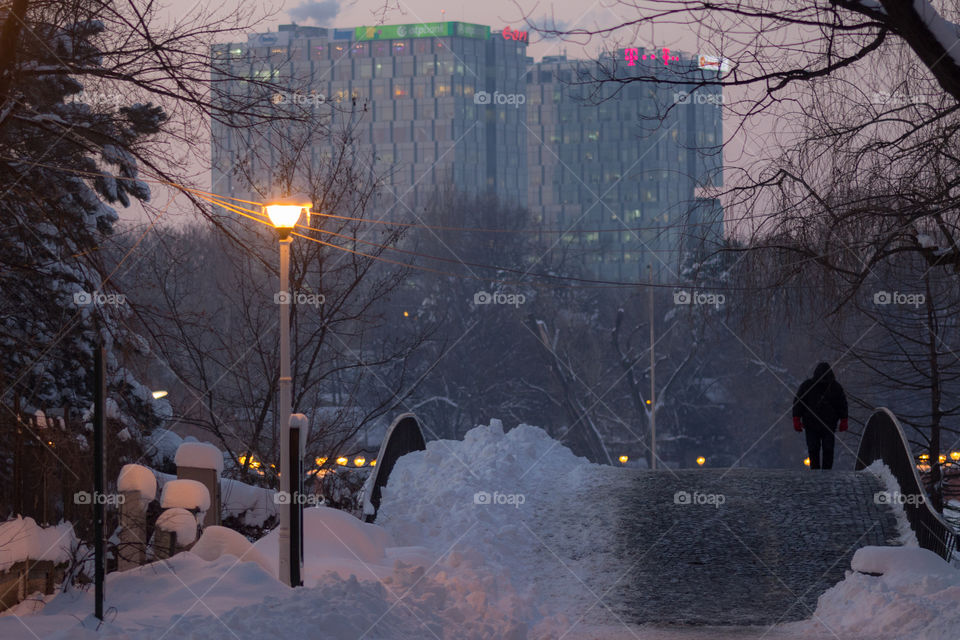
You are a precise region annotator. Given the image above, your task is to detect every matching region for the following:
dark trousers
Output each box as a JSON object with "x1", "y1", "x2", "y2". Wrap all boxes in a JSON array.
[{"x1": 805, "y1": 427, "x2": 835, "y2": 469}]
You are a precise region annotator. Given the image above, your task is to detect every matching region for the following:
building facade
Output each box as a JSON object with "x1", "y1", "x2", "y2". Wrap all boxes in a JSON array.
[{"x1": 211, "y1": 23, "x2": 723, "y2": 282}]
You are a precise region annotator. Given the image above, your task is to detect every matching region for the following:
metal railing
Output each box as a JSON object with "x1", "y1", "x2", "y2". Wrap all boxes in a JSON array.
[{"x1": 855, "y1": 408, "x2": 958, "y2": 561}]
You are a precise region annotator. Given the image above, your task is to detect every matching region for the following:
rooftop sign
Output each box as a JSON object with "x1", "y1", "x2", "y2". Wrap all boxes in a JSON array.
[{"x1": 355, "y1": 22, "x2": 490, "y2": 41}]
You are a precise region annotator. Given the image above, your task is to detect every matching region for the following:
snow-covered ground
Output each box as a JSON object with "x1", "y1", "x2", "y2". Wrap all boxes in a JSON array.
[{"x1": 1, "y1": 420, "x2": 958, "y2": 639}]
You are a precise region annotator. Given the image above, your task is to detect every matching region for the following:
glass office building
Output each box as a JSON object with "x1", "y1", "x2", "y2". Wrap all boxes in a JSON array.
[{"x1": 211, "y1": 24, "x2": 723, "y2": 282}]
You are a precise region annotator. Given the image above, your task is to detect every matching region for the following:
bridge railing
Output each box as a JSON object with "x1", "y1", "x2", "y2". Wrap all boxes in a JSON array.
[{"x1": 855, "y1": 408, "x2": 958, "y2": 561}]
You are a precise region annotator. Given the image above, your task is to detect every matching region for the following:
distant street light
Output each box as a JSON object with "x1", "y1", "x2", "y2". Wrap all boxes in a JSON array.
[
  {"x1": 951, "y1": 451, "x2": 960, "y2": 462},
  {"x1": 354, "y1": 457, "x2": 366, "y2": 467},
  {"x1": 618, "y1": 455, "x2": 628, "y2": 464},
  {"x1": 151, "y1": 390, "x2": 168, "y2": 399},
  {"x1": 336, "y1": 456, "x2": 348, "y2": 466},
  {"x1": 264, "y1": 197, "x2": 312, "y2": 588},
  {"x1": 803, "y1": 457, "x2": 811, "y2": 467},
  {"x1": 696, "y1": 456, "x2": 705, "y2": 466}
]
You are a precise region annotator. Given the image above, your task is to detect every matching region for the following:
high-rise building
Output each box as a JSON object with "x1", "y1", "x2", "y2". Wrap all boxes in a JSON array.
[{"x1": 211, "y1": 23, "x2": 723, "y2": 282}]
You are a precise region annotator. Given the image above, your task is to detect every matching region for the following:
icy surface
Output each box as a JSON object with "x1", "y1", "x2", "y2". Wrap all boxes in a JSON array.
[
  {"x1": 116, "y1": 464, "x2": 157, "y2": 500},
  {"x1": 174, "y1": 441, "x2": 224, "y2": 474},
  {"x1": 160, "y1": 479, "x2": 210, "y2": 512},
  {"x1": 0, "y1": 517, "x2": 76, "y2": 572}
]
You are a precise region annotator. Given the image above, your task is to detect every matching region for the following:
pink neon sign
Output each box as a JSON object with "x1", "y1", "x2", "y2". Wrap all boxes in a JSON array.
[{"x1": 624, "y1": 47, "x2": 680, "y2": 66}]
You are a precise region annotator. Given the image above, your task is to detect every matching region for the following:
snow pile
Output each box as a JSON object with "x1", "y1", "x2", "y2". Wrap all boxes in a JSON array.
[
  {"x1": 789, "y1": 545, "x2": 960, "y2": 639},
  {"x1": 155, "y1": 508, "x2": 198, "y2": 546},
  {"x1": 252, "y1": 507, "x2": 429, "y2": 584},
  {"x1": 145, "y1": 430, "x2": 183, "y2": 465},
  {"x1": 160, "y1": 479, "x2": 210, "y2": 513},
  {"x1": 0, "y1": 517, "x2": 77, "y2": 572},
  {"x1": 378, "y1": 419, "x2": 594, "y2": 561},
  {"x1": 220, "y1": 476, "x2": 277, "y2": 527},
  {"x1": 174, "y1": 441, "x2": 224, "y2": 474},
  {"x1": 191, "y1": 526, "x2": 273, "y2": 575},
  {"x1": 116, "y1": 464, "x2": 157, "y2": 500}
]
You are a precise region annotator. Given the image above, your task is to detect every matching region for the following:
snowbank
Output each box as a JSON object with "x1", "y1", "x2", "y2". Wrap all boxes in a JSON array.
[
  {"x1": 160, "y1": 479, "x2": 210, "y2": 513},
  {"x1": 174, "y1": 441, "x2": 224, "y2": 474},
  {"x1": 155, "y1": 508, "x2": 198, "y2": 546},
  {"x1": 788, "y1": 545, "x2": 960, "y2": 639},
  {"x1": 191, "y1": 526, "x2": 273, "y2": 575},
  {"x1": 378, "y1": 419, "x2": 595, "y2": 562},
  {"x1": 0, "y1": 517, "x2": 76, "y2": 572},
  {"x1": 253, "y1": 507, "x2": 399, "y2": 582},
  {"x1": 116, "y1": 464, "x2": 157, "y2": 500}
]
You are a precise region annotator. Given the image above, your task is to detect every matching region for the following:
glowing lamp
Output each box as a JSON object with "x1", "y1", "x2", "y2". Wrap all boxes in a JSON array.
[
  {"x1": 354, "y1": 457, "x2": 366, "y2": 467},
  {"x1": 370, "y1": 459, "x2": 377, "y2": 466},
  {"x1": 951, "y1": 451, "x2": 960, "y2": 462},
  {"x1": 939, "y1": 454, "x2": 947, "y2": 464},
  {"x1": 336, "y1": 456, "x2": 348, "y2": 466},
  {"x1": 804, "y1": 457, "x2": 810, "y2": 467},
  {"x1": 315, "y1": 456, "x2": 327, "y2": 467},
  {"x1": 264, "y1": 198, "x2": 312, "y2": 231},
  {"x1": 696, "y1": 456, "x2": 705, "y2": 466},
  {"x1": 152, "y1": 390, "x2": 168, "y2": 399},
  {"x1": 618, "y1": 455, "x2": 628, "y2": 464}
]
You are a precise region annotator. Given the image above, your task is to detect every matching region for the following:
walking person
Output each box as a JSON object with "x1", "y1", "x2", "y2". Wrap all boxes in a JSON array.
[{"x1": 792, "y1": 362, "x2": 848, "y2": 469}]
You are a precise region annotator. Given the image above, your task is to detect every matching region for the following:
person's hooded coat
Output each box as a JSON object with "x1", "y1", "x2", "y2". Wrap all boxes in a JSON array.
[{"x1": 792, "y1": 362, "x2": 848, "y2": 432}]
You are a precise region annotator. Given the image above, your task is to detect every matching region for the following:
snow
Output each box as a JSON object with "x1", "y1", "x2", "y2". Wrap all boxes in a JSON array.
[
  {"x1": 851, "y1": 545, "x2": 954, "y2": 577},
  {"x1": 160, "y1": 478, "x2": 211, "y2": 513},
  {"x1": 787, "y1": 545, "x2": 960, "y2": 639},
  {"x1": 154, "y1": 507, "x2": 198, "y2": 546},
  {"x1": 4, "y1": 420, "x2": 960, "y2": 640},
  {"x1": 862, "y1": 460, "x2": 919, "y2": 545},
  {"x1": 174, "y1": 441, "x2": 224, "y2": 474},
  {"x1": 0, "y1": 517, "x2": 76, "y2": 572},
  {"x1": 145, "y1": 429, "x2": 183, "y2": 464},
  {"x1": 220, "y1": 476, "x2": 278, "y2": 527},
  {"x1": 191, "y1": 525, "x2": 273, "y2": 576},
  {"x1": 116, "y1": 464, "x2": 157, "y2": 500},
  {"x1": 289, "y1": 412, "x2": 310, "y2": 451}
]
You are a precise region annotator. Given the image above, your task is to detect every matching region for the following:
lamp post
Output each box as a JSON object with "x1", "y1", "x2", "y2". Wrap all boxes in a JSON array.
[{"x1": 265, "y1": 198, "x2": 311, "y2": 587}]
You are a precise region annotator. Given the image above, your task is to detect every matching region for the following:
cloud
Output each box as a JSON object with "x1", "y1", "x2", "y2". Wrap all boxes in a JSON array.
[{"x1": 288, "y1": 0, "x2": 341, "y2": 26}]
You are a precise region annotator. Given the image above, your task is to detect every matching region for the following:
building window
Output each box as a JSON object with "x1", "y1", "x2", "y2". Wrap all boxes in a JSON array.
[
  {"x1": 372, "y1": 41, "x2": 389, "y2": 57},
  {"x1": 352, "y1": 42, "x2": 368, "y2": 56},
  {"x1": 435, "y1": 83, "x2": 451, "y2": 97},
  {"x1": 414, "y1": 39, "x2": 431, "y2": 55},
  {"x1": 393, "y1": 40, "x2": 408, "y2": 55}
]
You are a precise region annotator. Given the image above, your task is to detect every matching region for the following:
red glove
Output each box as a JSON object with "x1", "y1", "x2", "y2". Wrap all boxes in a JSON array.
[
  {"x1": 839, "y1": 418, "x2": 848, "y2": 432},
  {"x1": 793, "y1": 417, "x2": 803, "y2": 432}
]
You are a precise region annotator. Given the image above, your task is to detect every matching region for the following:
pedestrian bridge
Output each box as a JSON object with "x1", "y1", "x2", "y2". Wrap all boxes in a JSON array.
[{"x1": 556, "y1": 409, "x2": 958, "y2": 626}]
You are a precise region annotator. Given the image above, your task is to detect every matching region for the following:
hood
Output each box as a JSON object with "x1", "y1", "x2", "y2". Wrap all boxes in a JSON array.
[{"x1": 813, "y1": 362, "x2": 834, "y2": 385}]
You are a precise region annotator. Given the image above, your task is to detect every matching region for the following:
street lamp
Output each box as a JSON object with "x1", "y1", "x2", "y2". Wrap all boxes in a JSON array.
[{"x1": 265, "y1": 197, "x2": 311, "y2": 588}]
